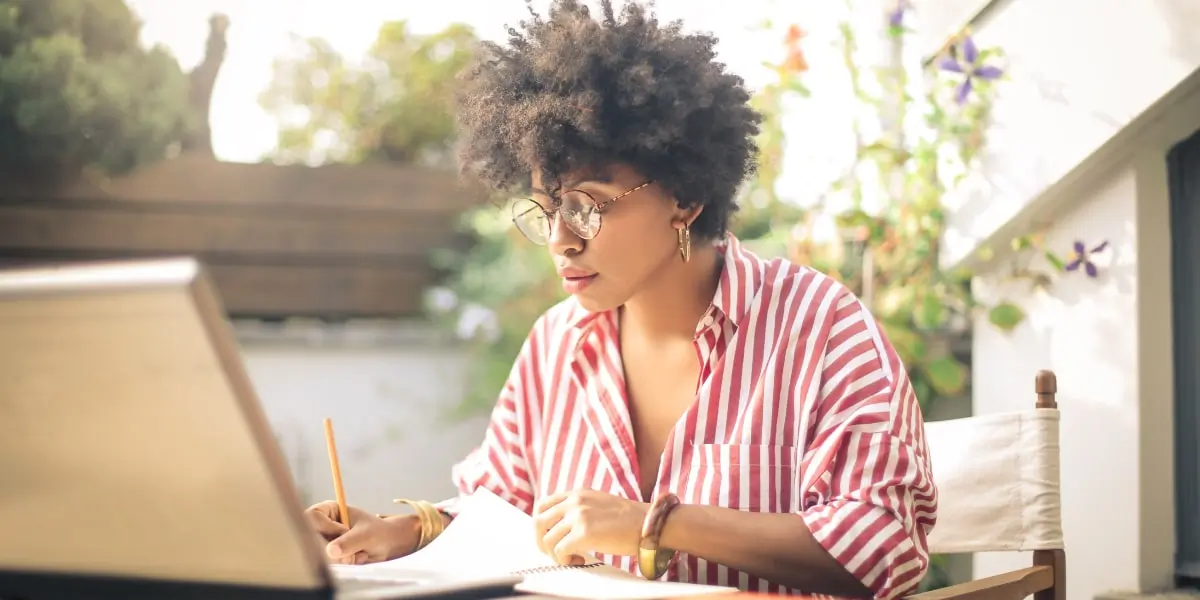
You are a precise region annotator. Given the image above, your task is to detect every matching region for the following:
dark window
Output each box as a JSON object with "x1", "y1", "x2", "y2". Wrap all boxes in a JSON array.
[{"x1": 1169, "y1": 127, "x2": 1200, "y2": 585}]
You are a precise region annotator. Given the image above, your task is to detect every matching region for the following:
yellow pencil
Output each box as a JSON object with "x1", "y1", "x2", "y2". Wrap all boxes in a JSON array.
[{"x1": 323, "y1": 418, "x2": 351, "y2": 528}]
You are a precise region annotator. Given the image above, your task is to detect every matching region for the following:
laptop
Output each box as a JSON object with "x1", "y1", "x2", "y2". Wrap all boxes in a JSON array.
[{"x1": 0, "y1": 258, "x2": 522, "y2": 600}]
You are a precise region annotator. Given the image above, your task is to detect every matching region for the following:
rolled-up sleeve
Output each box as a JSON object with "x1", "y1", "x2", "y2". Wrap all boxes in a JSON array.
[
  {"x1": 435, "y1": 320, "x2": 544, "y2": 517},
  {"x1": 797, "y1": 294, "x2": 938, "y2": 599}
]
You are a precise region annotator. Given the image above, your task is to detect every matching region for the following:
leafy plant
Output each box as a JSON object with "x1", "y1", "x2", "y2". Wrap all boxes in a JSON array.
[
  {"x1": 778, "y1": 9, "x2": 1005, "y2": 412},
  {"x1": 425, "y1": 208, "x2": 568, "y2": 419},
  {"x1": 259, "y1": 20, "x2": 478, "y2": 168},
  {"x1": 0, "y1": 0, "x2": 194, "y2": 176}
]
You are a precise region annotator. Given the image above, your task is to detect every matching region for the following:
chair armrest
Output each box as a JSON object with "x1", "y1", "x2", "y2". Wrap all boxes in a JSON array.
[{"x1": 904, "y1": 566, "x2": 1054, "y2": 600}]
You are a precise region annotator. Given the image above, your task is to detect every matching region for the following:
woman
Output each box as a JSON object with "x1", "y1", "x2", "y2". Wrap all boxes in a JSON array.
[{"x1": 304, "y1": 1, "x2": 937, "y2": 598}]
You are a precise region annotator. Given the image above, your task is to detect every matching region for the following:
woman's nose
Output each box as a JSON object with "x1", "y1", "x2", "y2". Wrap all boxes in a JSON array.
[{"x1": 546, "y1": 212, "x2": 584, "y2": 256}]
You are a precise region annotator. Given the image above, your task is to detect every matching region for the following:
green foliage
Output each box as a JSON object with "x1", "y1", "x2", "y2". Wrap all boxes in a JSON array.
[
  {"x1": 0, "y1": 0, "x2": 194, "y2": 175},
  {"x1": 259, "y1": 21, "x2": 478, "y2": 167},
  {"x1": 919, "y1": 554, "x2": 954, "y2": 591},
  {"x1": 987, "y1": 301, "x2": 1026, "y2": 332},
  {"x1": 426, "y1": 208, "x2": 568, "y2": 419},
  {"x1": 758, "y1": 15, "x2": 1006, "y2": 416}
]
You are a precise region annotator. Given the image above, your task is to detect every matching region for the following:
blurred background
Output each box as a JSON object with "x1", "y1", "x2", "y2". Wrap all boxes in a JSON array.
[{"x1": 0, "y1": 0, "x2": 1198, "y2": 597}]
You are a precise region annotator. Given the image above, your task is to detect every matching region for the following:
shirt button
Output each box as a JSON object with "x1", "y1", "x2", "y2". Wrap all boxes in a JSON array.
[{"x1": 700, "y1": 316, "x2": 714, "y2": 328}]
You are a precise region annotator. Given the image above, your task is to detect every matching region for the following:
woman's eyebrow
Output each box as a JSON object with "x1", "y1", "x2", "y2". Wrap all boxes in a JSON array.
[
  {"x1": 565, "y1": 175, "x2": 614, "y2": 190},
  {"x1": 532, "y1": 171, "x2": 615, "y2": 193}
]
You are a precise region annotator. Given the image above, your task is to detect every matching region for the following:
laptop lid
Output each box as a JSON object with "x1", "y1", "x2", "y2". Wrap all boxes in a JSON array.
[{"x1": 0, "y1": 258, "x2": 332, "y2": 595}]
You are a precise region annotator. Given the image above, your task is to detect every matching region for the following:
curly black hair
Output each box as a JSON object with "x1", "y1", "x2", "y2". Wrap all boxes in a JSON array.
[{"x1": 454, "y1": 0, "x2": 762, "y2": 240}]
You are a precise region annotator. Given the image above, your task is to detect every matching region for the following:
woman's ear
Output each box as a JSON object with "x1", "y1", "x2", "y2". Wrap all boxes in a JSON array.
[{"x1": 672, "y1": 202, "x2": 704, "y2": 230}]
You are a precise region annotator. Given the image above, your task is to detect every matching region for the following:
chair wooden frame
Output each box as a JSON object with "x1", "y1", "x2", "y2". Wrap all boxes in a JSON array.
[{"x1": 905, "y1": 370, "x2": 1066, "y2": 600}]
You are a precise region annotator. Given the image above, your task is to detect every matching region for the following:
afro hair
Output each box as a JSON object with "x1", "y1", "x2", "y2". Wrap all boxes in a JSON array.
[{"x1": 454, "y1": 0, "x2": 762, "y2": 240}]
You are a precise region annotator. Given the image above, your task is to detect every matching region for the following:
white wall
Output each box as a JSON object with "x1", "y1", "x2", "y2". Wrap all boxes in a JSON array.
[
  {"x1": 911, "y1": 0, "x2": 988, "y2": 59},
  {"x1": 971, "y1": 165, "x2": 1141, "y2": 598},
  {"x1": 969, "y1": 68, "x2": 1200, "y2": 600},
  {"x1": 231, "y1": 320, "x2": 490, "y2": 517},
  {"x1": 928, "y1": 0, "x2": 1200, "y2": 270}
]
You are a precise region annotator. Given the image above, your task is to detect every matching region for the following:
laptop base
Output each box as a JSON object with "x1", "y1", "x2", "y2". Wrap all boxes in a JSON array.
[
  {"x1": 0, "y1": 570, "x2": 526, "y2": 600},
  {"x1": 0, "y1": 570, "x2": 333, "y2": 600}
]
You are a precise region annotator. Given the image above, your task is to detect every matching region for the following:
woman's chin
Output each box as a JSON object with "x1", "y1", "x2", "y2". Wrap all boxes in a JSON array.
[{"x1": 571, "y1": 288, "x2": 623, "y2": 314}]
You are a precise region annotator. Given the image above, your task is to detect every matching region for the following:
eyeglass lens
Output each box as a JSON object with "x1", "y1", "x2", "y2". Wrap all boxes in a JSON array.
[{"x1": 512, "y1": 190, "x2": 600, "y2": 244}]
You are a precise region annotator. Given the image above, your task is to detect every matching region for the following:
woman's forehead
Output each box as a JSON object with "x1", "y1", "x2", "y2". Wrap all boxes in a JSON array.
[{"x1": 531, "y1": 163, "x2": 638, "y2": 189}]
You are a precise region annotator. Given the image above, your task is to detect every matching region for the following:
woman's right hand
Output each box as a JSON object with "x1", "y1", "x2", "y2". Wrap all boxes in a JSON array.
[{"x1": 304, "y1": 501, "x2": 420, "y2": 565}]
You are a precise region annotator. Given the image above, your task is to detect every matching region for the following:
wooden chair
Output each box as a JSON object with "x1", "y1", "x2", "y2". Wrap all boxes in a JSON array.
[{"x1": 906, "y1": 370, "x2": 1066, "y2": 600}]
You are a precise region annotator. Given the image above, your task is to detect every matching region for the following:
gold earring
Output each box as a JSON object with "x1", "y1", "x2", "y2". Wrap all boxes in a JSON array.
[{"x1": 677, "y1": 226, "x2": 691, "y2": 263}]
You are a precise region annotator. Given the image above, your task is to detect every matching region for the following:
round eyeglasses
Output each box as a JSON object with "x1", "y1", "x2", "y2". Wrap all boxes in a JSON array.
[{"x1": 511, "y1": 181, "x2": 653, "y2": 245}]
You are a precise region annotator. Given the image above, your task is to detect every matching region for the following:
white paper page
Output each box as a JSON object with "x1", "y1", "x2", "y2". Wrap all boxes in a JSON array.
[{"x1": 338, "y1": 488, "x2": 562, "y2": 581}]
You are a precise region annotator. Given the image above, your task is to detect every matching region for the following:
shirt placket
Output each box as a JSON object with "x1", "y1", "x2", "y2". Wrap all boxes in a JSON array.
[{"x1": 666, "y1": 306, "x2": 730, "y2": 582}]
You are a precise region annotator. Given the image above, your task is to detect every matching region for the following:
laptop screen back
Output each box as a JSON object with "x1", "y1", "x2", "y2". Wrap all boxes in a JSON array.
[{"x1": 0, "y1": 259, "x2": 327, "y2": 591}]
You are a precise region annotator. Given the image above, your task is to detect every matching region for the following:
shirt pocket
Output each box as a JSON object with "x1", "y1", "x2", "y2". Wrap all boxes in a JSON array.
[{"x1": 682, "y1": 443, "x2": 798, "y2": 513}]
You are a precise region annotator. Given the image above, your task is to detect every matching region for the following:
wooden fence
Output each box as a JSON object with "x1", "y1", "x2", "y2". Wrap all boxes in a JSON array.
[{"x1": 0, "y1": 155, "x2": 488, "y2": 318}]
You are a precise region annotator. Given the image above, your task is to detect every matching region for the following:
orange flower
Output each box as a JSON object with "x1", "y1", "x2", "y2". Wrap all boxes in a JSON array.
[
  {"x1": 782, "y1": 24, "x2": 808, "y2": 73},
  {"x1": 785, "y1": 24, "x2": 805, "y2": 45},
  {"x1": 783, "y1": 48, "x2": 808, "y2": 73}
]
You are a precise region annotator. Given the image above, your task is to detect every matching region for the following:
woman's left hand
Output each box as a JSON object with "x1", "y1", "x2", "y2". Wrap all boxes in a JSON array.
[{"x1": 532, "y1": 490, "x2": 650, "y2": 565}]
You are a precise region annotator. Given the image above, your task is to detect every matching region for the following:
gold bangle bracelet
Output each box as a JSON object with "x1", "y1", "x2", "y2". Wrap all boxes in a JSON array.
[{"x1": 391, "y1": 499, "x2": 446, "y2": 551}]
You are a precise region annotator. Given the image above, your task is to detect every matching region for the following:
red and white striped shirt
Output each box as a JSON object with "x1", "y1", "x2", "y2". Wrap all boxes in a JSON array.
[{"x1": 446, "y1": 234, "x2": 937, "y2": 598}]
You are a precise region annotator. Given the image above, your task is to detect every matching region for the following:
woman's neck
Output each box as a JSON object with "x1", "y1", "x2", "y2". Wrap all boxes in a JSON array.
[{"x1": 620, "y1": 243, "x2": 723, "y2": 342}]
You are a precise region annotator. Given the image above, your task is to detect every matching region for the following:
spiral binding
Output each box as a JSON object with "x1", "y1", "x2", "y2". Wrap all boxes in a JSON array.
[{"x1": 511, "y1": 562, "x2": 604, "y2": 576}]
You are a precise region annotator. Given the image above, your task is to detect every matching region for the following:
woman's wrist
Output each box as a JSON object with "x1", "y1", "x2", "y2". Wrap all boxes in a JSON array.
[
  {"x1": 381, "y1": 514, "x2": 422, "y2": 559},
  {"x1": 380, "y1": 501, "x2": 453, "y2": 558},
  {"x1": 638, "y1": 493, "x2": 682, "y2": 579}
]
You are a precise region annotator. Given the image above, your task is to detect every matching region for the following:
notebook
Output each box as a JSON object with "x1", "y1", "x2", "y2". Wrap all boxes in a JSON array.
[{"x1": 333, "y1": 489, "x2": 736, "y2": 600}]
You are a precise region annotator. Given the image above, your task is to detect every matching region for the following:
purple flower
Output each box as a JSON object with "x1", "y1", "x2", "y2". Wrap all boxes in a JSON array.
[
  {"x1": 1064, "y1": 240, "x2": 1109, "y2": 278},
  {"x1": 887, "y1": 0, "x2": 911, "y2": 29},
  {"x1": 938, "y1": 35, "x2": 1004, "y2": 104}
]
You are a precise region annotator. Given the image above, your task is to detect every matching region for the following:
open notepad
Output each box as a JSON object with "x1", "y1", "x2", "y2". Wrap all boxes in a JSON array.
[{"x1": 331, "y1": 489, "x2": 735, "y2": 600}]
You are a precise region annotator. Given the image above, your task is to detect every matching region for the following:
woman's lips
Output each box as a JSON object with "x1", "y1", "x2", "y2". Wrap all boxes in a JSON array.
[{"x1": 558, "y1": 267, "x2": 598, "y2": 294}]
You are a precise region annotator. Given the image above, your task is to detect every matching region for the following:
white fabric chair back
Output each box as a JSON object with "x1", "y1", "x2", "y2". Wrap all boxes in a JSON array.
[{"x1": 923, "y1": 408, "x2": 1064, "y2": 554}]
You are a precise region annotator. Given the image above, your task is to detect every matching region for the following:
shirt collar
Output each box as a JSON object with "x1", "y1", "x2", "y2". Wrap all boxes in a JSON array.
[
  {"x1": 710, "y1": 233, "x2": 762, "y2": 329},
  {"x1": 564, "y1": 232, "x2": 764, "y2": 333}
]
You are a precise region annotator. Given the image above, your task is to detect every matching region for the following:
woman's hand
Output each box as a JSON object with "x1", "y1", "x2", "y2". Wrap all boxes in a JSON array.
[
  {"x1": 532, "y1": 490, "x2": 649, "y2": 565},
  {"x1": 304, "y1": 501, "x2": 421, "y2": 565}
]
